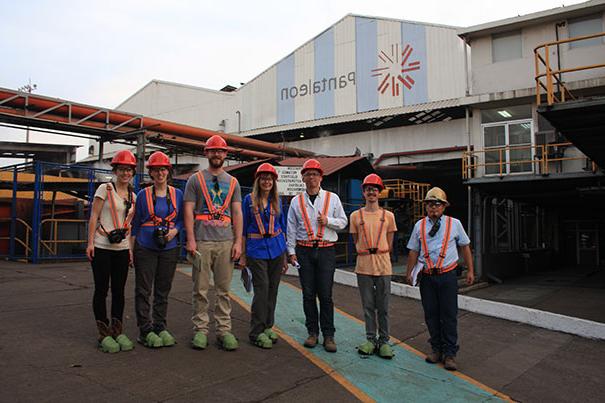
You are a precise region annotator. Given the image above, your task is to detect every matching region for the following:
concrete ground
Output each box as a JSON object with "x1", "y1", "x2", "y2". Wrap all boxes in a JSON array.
[{"x1": 1, "y1": 260, "x2": 604, "y2": 402}]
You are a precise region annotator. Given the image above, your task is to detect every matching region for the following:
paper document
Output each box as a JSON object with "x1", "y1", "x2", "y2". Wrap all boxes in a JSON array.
[
  {"x1": 411, "y1": 261, "x2": 423, "y2": 286},
  {"x1": 240, "y1": 266, "x2": 253, "y2": 293}
]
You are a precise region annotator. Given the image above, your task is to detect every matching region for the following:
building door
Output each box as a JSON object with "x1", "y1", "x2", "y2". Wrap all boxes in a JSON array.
[
  {"x1": 564, "y1": 221, "x2": 600, "y2": 266},
  {"x1": 483, "y1": 119, "x2": 534, "y2": 175}
]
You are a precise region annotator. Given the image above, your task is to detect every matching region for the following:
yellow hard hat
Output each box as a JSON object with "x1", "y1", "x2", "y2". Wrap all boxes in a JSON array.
[{"x1": 424, "y1": 187, "x2": 449, "y2": 205}]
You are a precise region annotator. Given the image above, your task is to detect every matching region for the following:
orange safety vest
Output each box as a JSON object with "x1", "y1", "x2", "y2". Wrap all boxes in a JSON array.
[
  {"x1": 98, "y1": 183, "x2": 134, "y2": 236},
  {"x1": 356, "y1": 208, "x2": 390, "y2": 256},
  {"x1": 141, "y1": 185, "x2": 178, "y2": 228},
  {"x1": 296, "y1": 192, "x2": 334, "y2": 248},
  {"x1": 194, "y1": 172, "x2": 237, "y2": 223},
  {"x1": 420, "y1": 216, "x2": 456, "y2": 274},
  {"x1": 247, "y1": 201, "x2": 283, "y2": 239}
]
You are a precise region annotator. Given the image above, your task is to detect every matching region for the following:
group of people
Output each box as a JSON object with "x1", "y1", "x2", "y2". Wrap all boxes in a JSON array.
[{"x1": 87, "y1": 134, "x2": 474, "y2": 371}]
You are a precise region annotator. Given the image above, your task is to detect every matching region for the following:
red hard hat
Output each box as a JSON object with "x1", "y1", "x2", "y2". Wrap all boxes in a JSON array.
[
  {"x1": 255, "y1": 163, "x2": 278, "y2": 179},
  {"x1": 301, "y1": 159, "x2": 323, "y2": 176},
  {"x1": 111, "y1": 150, "x2": 137, "y2": 167},
  {"x1": 146, "y1": 151, "x2": 172, "y2": 168},
  {"x1": 362, "y1": 173, "x2": 384, "y2": 190},
  {"x1": 205, "y1": 135, "x2": 228, "y2": 151}
]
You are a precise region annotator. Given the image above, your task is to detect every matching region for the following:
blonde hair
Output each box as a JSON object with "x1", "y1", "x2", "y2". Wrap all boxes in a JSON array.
[{"x1": 251, "y1": 175, "x2": 280, "y2": 215}]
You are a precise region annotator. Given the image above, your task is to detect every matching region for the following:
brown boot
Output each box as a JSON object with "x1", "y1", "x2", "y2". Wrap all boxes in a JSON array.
[
  {"x1": 96, "y1": 320, "x2": 120, "y2": 353},
  {"x1": 323, "y1": 336, "x2": 337, "y2": 353},
  {"x1": 96, "y1": 320, "x2": 112, "y2": 342},
  {"x1": 303, "y1": 334, "x2": 318, "y2": 348},
  {"x1": 425, "y1": 351, "x2": 442, "y2": 364},
  {"x1": 444, "y1": 356, "x2": 458, "y2": 371}
]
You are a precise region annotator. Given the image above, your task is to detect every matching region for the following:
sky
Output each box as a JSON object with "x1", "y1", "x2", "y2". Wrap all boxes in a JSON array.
[{"x1": 0, "y1": 0, "x2": 586, "y2": 165}]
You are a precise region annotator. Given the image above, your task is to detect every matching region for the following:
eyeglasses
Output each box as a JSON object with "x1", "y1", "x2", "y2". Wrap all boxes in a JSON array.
[
  {"x1": 427, "y1": 201, "x2": 444, "y2": 208},
  {"x1": 364, "y1": 186, "x2": 380, "y2": 193},
  {"x1": 150, "y1": 167, "x2": 169, "y2": 173},
  {"x1": 115, "y1": 166, "x2": 134, "y2": 173},
  {"x1": 259, "y1": 175, "x2": 274, "y2": 182},
  {"x1": 212, "y1": 176, "x2": 220, "y2": 192},
  {"x1": 303, "y1": 172, "x2": 320, "y2": 177}
]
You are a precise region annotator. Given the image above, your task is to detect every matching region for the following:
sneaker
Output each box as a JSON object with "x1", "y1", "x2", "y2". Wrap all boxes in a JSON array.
[
  {"x1": 323, "y1": 336, "x2": 337, "y2": 353},
  {"x1": 158, "y1": 330, "x2": 176, "y2": 347},
  {"x1": 254, "y1": 333, "x2": 273, "y2": 349},
  {"x1": 303, "y1": 334, "x2": 318, "y2": 348},
  {"x1": 191, "y1": 331, "x2": 208, "y2": 350},
  {"x1": 444, "y1": 356, "x2": 458, "y2": 371},
  {"x1": 264, "y1": 328, "x2": 278, "y2": 344},
  {"x1": 139, "y1": 331, "x2": 163, "y2": 348},
  {"x1": 357, "y1": 340, "x2": 375, "y2": 355},
  {"x1": 219, "y1": 332, "x2": 239, "y2": 351},
  {"x1": 425, "y1": 351, "x2": 442, "y2": 364},
  {"x1": 377, "y1": 343, "x2": 394, "y2": 359}
]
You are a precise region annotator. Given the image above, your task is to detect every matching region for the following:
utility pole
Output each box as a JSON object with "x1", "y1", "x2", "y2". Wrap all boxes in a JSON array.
[{"x1": 18, "y1": 79, "x2": 37, "y2": 162}]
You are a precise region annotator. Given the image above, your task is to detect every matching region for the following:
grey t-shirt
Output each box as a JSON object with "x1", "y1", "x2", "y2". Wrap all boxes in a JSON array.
[{"x1": 184, "y1": 170, "x2": 242, "y2": 241}]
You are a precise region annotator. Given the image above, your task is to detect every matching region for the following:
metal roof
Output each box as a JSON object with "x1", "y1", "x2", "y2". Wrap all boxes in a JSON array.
[
  {"x1": 457, "y1": 0, "x2": 605, "y2": 40},
  {"x1": 277, "y1": 156, "x2": 370, "y2": 177}
]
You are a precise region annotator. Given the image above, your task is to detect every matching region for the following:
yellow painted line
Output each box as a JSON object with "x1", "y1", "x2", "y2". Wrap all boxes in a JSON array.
[
  {"x1": 280, "y1": 279, "x2": 515, "y2": 402},
  {"x1": 177, "y1": 268, "x2": 374, "y2": 403}
]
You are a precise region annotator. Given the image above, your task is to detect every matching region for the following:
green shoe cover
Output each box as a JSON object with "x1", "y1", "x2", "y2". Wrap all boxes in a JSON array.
[
  {"x1": 264, "y1": 328, "x2": 278, "y2": 343},
  {"x1": 255, "y1": 333, "x2": 273, "y2": 349},
  {"x1": 378, "y1": 343, "x2": 394, "y2": 359},
  {"x1": 143, "y1": 331, "x2": 163, "y2": 348},
  {"x1": 357, "y1": 340, "x2": 375, "y2": 355},
  {"x1": 115, "y1": 334, "x2": 134, "y2": 351},
  {"x1": 220, "y1": 332, "x2": 239, "y2": 351},
  {"x1": 191, "y1": 331, "x2": 208, "y2": 350},
  {"x1": 158, "y1": 330, "x2": 176, "y2": 347},
  {"x1": 99, "y1": 335, "x2": 120, "y2": 353}
]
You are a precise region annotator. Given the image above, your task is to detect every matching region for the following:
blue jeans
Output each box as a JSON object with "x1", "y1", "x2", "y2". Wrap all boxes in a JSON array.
[
  {"x1": 419, "y1": 269, "x2": 459, "y2": 357},
  {"x1": 296, "y1": 246, "x2": 336, "y2": 337}
]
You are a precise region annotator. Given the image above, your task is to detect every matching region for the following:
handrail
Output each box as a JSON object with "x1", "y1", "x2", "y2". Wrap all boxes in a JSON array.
[
  {"x1": 0, "y1": 217, "x2": 32, "y2": 259},
  {"x1": 534, "y1": 32, "x2": 605, "y2": 106},
  {"x1": 39, "y1": 219, "x2": 88, "y2": 256},
  {"x1": 462, "y1": 142, "x2": 596, "y2": 179}
]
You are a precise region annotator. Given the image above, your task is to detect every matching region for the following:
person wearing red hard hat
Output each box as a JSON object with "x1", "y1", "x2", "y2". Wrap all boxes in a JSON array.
[
  {"x1": 239, "y1": 163, "x2": 288, "y2": 349},
  {"x1": 184, "y1": 134, "x2": 243, "y2": 351},
  {"x1": 86, "y1": 149, "x2": 137, "y2": 353},
  {"x1": 287, "y1": 158, "x2": 347, "y2": 353},
  {"x1": 349, "y1": 174, "x2": 397, "y2": 359},
  {"x1": 406, "y1": 187, "x2": 474, "y2": 371},
  {"x1": 130, "y1": 151, "x2": 184, "y2": 348}
]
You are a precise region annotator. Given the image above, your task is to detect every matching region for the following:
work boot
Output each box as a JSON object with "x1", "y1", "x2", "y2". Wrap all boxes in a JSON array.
[
  {"x1": 357, "y1": 340, "x2": 375, "y2": 356},
  {"x1": 96, "y1": 320, "x2": 119, "y2": 353},
  {"x1": 425, "y1": 351, "x2": 442, "y2": 364},
  {"x1": 264, "y1": 328, "x2": 279, "y2": 344},
  {"x1": 191, "y1": 331, "x2": 208, "y2": 350},
  {"x1": 219, "y1": 332, "x2": 239, "y2": 351},
  {"x1": 323, "y1": 336, "x2": 337, "y2": 353},
  {"x1": 110, "y1": 318, "x2": 134, "y2": 352},
  {"x1": 303, "y1": 334, "x2": 318, "y2": 348},
  {"x1": 444, "y1": 356, "x2": 458, "y2": 371}
]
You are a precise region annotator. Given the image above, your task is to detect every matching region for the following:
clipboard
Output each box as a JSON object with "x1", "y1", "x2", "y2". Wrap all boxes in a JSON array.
[{"x1": 411, "y1": 261, "x2": 423, "y2": 286}]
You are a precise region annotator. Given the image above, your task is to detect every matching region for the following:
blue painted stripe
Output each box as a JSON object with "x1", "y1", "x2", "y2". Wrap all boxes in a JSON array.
[
  {"x1": 355, "y1": 17, "x2": 378, "y2": 113},
  {"x1": 314, "y1": 28, "x2": 335, "y2": 119},
  {"x1": 401, "y1": 22, "x2": 428, "y2": 106},
  {"x1": 228, "y1": 273, "x2": 504, "y2": 402},
  {"x1": 277, "y1": 53, "x2": 295, "y2": 125}
]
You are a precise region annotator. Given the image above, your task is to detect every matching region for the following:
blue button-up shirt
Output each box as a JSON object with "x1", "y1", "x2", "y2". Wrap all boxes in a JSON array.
[
  {"x1": 407, "y1": 215, "x2": 470, "y2": 268},
  {"x1": 242, "y1": 194, "x2": 287, "y2": 260}
]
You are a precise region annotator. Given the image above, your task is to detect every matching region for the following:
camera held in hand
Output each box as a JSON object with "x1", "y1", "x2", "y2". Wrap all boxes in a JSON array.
[
  {"x1": 153, "y1": 226, "x2": 169, "y2": 249},
  {"x1": 107, "y1": 228, "x2": 127, "y2": 244}
]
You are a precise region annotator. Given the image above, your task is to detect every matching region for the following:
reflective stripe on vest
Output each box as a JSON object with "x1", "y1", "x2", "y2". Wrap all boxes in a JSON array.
[
  {"x1": 141, "y1": 185, "x2": 177, "y2": 228},
  {"x1": 195, "y1": 172, "x2": 236, "y2": 221},
  {"x1": 356, "y1": 208, "x2": 390, "y2": 256},
  {"x1": 298, "y1": 191, "x2": 331, "y2": 242},
  {"x1": 420, "y1": 216, "x2": 456, "y2": 274},
  {"x1": 247, "y1": 201, "x2": 283, "y2": 239}
]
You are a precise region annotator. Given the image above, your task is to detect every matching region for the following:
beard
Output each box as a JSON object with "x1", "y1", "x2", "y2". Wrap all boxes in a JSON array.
[{"x1": 209, "y1": 157, "x2": 224, "y2": 169}]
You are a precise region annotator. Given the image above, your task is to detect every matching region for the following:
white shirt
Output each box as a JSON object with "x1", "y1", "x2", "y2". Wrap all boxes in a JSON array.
[{"x1": 286, "y1": 188, "x2": 348, "y2": 255}]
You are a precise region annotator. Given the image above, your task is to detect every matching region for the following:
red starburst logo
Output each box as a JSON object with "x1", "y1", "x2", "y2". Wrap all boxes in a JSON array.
[{"x1": 371, "y1": 43, "x2": 421, "y2": 96}]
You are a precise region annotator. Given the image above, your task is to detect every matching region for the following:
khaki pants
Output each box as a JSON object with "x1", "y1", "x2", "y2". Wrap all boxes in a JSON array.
[{"x1": 191, "y1": 240, "x2": 234, "y2": 336}]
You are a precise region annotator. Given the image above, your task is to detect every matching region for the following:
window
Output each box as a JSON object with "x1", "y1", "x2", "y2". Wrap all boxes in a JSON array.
[
  {"x1": 492, "y1": 30, "x2": 522, "y2": 62},
  {"x1": 481, "y1": 105, "x2": 531, "y2": 123},
  {"x1": 482, "y1": 115, "x2": 534, "y2": 175},
  {"x1": 568, "y1": 15, "x2": 604, "y2": 49}
]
